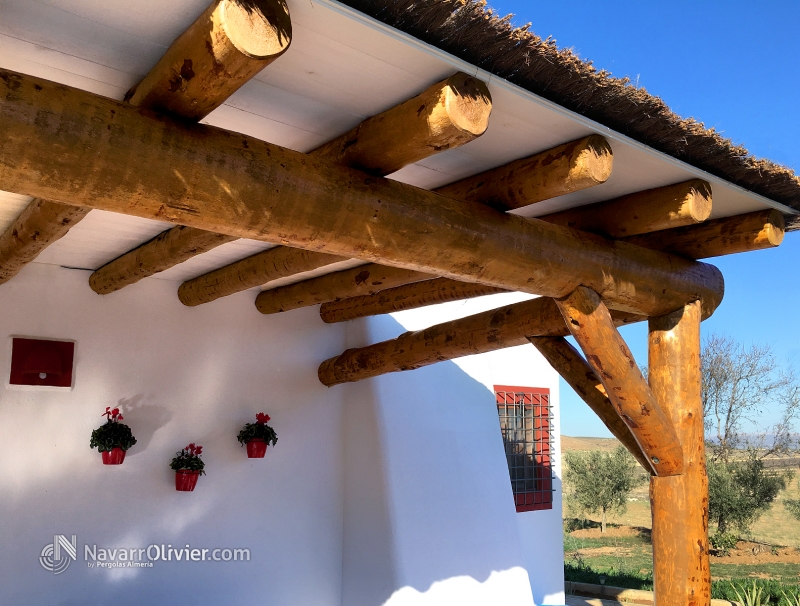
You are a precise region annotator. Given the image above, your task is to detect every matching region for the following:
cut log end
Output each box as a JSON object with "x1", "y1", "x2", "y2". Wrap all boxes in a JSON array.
[
  {"x1": 685, "y1": 179, "x2": 713, "y2": 223},
  {"x1": 443, "y1": 72, "x2": 492, "y2": 136},
  {"x1": 318, "y1": 356, "x2": 341, "y2": 387},
  {"x1": 221, "y1": 0, "x2": 292, "y2": 59},
  {"x1": 577, "y1": 134, "x2": 614, "y2": 186}
]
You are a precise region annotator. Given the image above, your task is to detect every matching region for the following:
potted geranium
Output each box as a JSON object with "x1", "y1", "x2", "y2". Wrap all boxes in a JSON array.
[
  {"x1": 170, "y1": 443, "x2": 205, "y2": 491},
  {"x1": 90, "y1": 407, "x2": 136, "y2": 465},
  {"x1": 237, "y1": 413, "x2": 278, "y2": 458}
]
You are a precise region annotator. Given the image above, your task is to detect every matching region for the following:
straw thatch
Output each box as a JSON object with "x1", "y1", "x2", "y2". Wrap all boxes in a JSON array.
[{"x1": 339, "y1": 0, "x2": 800, "y2": 222}]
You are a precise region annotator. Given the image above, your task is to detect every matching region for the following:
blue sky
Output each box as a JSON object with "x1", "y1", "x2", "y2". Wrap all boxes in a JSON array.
[{"x1": 483, "y1": 1, "x2": 800, "y2": 436}]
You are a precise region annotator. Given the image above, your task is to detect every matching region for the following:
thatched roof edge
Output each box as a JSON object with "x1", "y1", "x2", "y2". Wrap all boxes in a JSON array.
[{"x1": 336, "y1": 0, "x2": 800, "y2": 220}]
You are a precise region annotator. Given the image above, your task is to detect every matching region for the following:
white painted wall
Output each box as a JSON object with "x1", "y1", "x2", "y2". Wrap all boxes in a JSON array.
[{"x1": 0, "y1": 265, "x2": 563, "y2": 605}]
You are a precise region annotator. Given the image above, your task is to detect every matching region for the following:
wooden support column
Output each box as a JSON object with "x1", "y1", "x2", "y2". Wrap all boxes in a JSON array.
[
  {"x1": 648, "y1": 301, "x2": 710, "y2": 606},
  {"x1": 169, "y1": 72, "x2": 492, "y2": 305},
  {"x1": 255, "y1": 264, "x2": 431, "y2": 314},
  {"x1": 318, "y1": 296, "x2": 642, "y2": 386},
  {"x1": 529, "y1": 336, "x2": 652, "y2": 472},
  {"x1": 319, "y1": 277, "x2": 507, "y2": 323},
  {"x1": 0, "y1": 69, "x2": 725, "y2": 318},
  {"x1": 555, "y1": 286, "x2": 683, "y2": 477}
]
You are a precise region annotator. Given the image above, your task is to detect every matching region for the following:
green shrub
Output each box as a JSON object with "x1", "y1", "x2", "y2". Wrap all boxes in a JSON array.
[
  {"x1": 709, "y1": 532, "x2": 739, "y2": 555},
  {"x1": 236, "y1": 412, "x2": 278, "y2": 447},
  {"x1": 170, "y1": 443, "x2": 206, "y2": 475},
  {"x1": 90, "y1": 407, "x2": 136, "y2": 452}
]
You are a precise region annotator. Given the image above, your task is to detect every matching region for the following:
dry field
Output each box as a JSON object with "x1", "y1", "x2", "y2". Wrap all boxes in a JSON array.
[{"x1": 562, "y1": 436, "x2": 800, "y2": 580}]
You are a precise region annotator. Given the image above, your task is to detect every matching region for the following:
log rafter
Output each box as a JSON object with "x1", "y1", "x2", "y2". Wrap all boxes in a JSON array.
[
  {"x1": 170, "y1": 72, "x2": 493, "y2": 306},
  {"x1": 555, "y1": 286, "x2": 683, "y2": 477},
  {"x1": 0, "y1": 68, "x2": 724, "y2": 319},
  {"x1": 317, "y1": 296, "x2": 643, "y2": 386},
  {"x1": 0, "y1": 0, "x2": 293, "y2": 291}
]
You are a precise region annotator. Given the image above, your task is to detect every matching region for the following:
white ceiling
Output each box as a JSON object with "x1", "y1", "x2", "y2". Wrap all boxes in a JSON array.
[{"x1": 0, "y1": 0, "x2": 793, "y2": 294}]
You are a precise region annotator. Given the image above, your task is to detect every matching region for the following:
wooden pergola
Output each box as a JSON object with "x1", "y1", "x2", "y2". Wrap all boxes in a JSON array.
[{"x1": 0, "y1": 1, "x2": 793, "y2": 603}]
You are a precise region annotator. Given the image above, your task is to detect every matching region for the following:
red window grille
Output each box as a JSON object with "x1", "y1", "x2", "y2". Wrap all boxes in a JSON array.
[{"x1": 495, "y1": 385, "x2": 553, "y2": 512}]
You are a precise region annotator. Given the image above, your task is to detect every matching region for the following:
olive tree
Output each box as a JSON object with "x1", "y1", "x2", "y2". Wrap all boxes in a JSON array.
[{"x1": 564, "y1": 445, "x2": 645, "y2": 533}]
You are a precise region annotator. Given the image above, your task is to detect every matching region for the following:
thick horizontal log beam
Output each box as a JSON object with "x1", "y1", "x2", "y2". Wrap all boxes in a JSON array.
[
  {"x1": 176, "y1": 72, "x2": 492, "y2": 305},
  {"x1": 178, "y1": 247, "x2": 346, "y2": 306},
  {"x1": 623, "y1": 209, "x2": 785, "y2": 259},
  {"x1": 318, "y1": 296, "x2": 643, "y2": 386},
  {"x1": 0, "y1": 69, "x2": 724, "y2": 318},
  {"x1": 3, "y1": 0, "x2": 290, "y2": 288},
  {"x1": 255, "y1": 264, "x2": 431, "y2": 314},
  {"x1": 542, "y1": 179, "x2": 712, "y2": 237},
  {"x1": 254, "y1": 135, "x2": 616, "y2": 314},
  {"x1": 0, "y1": 199, "x2": 89, "y2": 285},
  {"x1": 556, "y1": 286, "x2": 683, "y2": 477},
  {"x1": 435, "y1": 135, "x2": 613, "y2": 211},
  {"x1": 319, "y1": 277, "x2": 507, "y2": 323},
  {"x1": 125, "y1": 0, "x2": 291, "y2": 121},
  {"x1": 529, "y1": 336, "x2": 652, "y2": 472}
]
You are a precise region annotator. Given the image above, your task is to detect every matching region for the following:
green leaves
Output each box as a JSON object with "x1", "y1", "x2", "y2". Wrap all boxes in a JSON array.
[
  {"x1": 89, "y1": 420, "x2": 137, "y2": 453},
  {"x1": 236, "y1": 422, "x2": 278, "y2": 447},
  {"x1": 564, "y1": 446, "x2": 645, "y2": 532}
]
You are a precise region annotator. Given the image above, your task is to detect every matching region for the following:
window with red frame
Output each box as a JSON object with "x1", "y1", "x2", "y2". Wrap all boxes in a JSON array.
[{"x1": 495, "y1": 385, "x2": 553, "y2": 512}]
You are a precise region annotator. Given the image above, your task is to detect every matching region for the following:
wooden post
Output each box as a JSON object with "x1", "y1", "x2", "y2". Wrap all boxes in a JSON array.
[
  {"x1": 556, "y1": 286, "x2": 683, "y2": 477},
  {"x1": 648, "y1": 301, "x2": 710, "y2": 606},
  {"x1": 529, "y1": 336, "x2": 652, "y2": 472}
]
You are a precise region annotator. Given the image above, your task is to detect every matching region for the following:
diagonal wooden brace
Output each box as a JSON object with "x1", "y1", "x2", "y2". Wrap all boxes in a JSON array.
[
  {"x1": 555, "y1": 286, "x2": 684, "y2": 476},
  {"x1": 528, "y1": 336, "x2": 652, "y2": 473}
]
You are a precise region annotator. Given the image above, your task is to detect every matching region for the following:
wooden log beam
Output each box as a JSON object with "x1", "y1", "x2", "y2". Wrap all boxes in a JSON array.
[
  {"x1": 0, "y1": 199, "x2": 89, "y2": 285},
  {"x1": 542, "y1": 179, "x2": 712, "y2": 238},
  {"x1": 529, "y1": 336, "x2": 652, "y2": 473},
  {"x1": 255, "y1": 264, "x2": 431, "y2": 314},
  {"x1": 254, "y1": 134, "x2": 616, "y2": 314},
  {"x1": 175, "y1": 72, "x2": 491, "y2": 305},
  {"x1": 79, "y1": 0, "x2": 289, "y2": 294},
  {"x1": 1, "y1": 0, "x2": 292, "y2": 288},
  {"x1": 624, "y1": 209, "x2": 785, "y2": 260},
  {"x1": 319, "y1": 277, "x2": 508, "y2": 323},
  {"x1": 317, "y1": 296, "x2": 643, "y2": 386},
  {"x1": 648, "y1": 301, "x2": 710, "y2": 605},
  {"x1": 555, "y1": 286, "x2": 683, "y2": 477},
  {"x1": 435, "y1": 135, "x2": 613, "y2": 211},
  {"x1": 125, "y1": 0, "x2": 291, "y2": 121},
  {"x1": 90, "y1": 228, "x2": 237, "y2": 294},
  {"x1": 0, "y1": 69, "x2": 725, "y2": 318},
  {"x1": 150, "y1": 72, "x2": 491, "y2": 304},
  {"x1": 178, "y1": 247, "x2": 346, "y2": 306}
]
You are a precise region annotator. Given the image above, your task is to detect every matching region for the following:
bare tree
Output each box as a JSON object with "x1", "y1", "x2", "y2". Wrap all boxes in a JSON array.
[{"x1": 701, "y1": 334, "x2": 800, "y2": 463}]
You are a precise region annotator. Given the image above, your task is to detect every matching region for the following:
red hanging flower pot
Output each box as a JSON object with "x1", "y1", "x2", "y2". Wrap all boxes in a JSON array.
[
  {"x1": 237, "y1": 413, "x2": 278, "y2": 458},
  {"x1": 246, "y1": 439, "x2": 268, "y2": 458},
  {"x1": 170, "y1": 444, "x2": 205, "y2": 491},
  {"x1": 90, "y1": 407, "x2": 136, "y2": 465},
  {"x1": 102, "y1": 447, "x2": 126, "y2": 465},
  {"x1": 175, "y1": 470, "x2": 201, "y2": 492}
]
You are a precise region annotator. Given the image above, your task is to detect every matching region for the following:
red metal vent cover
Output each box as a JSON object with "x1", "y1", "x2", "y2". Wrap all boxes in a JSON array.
[{"x1": 10, "y1": 338, "x2": 74, "y2": 387}]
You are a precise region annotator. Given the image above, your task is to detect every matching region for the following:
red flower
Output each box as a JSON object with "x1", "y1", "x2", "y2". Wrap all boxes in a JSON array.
[
  {"x1": 111, "y1": 408, "x2": 120, "y2": 416},
  {"x1": 256, "y1": 413, "x2": 270, "y2": 425},
  {"x1": 195, "y1": 446, "x2": 203, "y2": 455},
  {"x1": 117, "y1": 415, "x2": 123, "y2": 421}
]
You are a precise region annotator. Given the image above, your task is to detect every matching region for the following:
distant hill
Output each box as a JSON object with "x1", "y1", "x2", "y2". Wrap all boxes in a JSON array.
[{"x1": 561, "y1": 436, "x2": 621, "y2": 453}]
